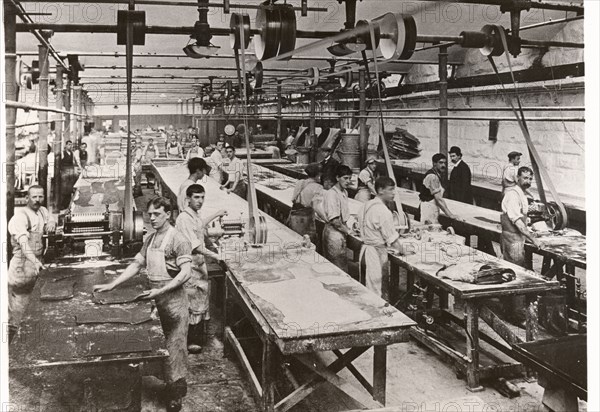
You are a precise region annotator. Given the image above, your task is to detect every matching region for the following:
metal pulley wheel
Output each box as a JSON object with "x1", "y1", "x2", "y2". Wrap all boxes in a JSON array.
[
  {"x1": 338, "y1": 71, "x2": 355, "y2": 89},
  {"x1": 479, "y1": 24, "x2": 505, "y2": 57},
  {"x1": 544, "y1": 202, "x2": 567, "y2": 230},
  {"x1": 230, "y1": 13, "x2": 251, "y2": 50},
  {"x1": 249, "y1": 215, "x2": 268, "y2": 244},
  {"x1": 117, "y1": 10, "x2": 146, "y2": 46},
  {"x1": 355, "y1": 20, "x2": 380, "y2": 50},
  {"x1": 123, "y1": 210, "x2": 145, "y2": 242},
  {"x1": 254, "y1": 4, "x2": 297, "y2": 60},
  {"x1": 306, "y1": 67, "x2": 320, "y2": 87},
  {"x1": 376, "y1": 13, "x2": 416, "y2": 60},
  {"x1": 278, "y1": 4, "x2": 297, "y2": 59}
]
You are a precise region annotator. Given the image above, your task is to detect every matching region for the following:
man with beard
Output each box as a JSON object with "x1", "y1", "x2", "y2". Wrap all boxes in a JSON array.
[
  {"x1": 417, "y1": 153, "x2": 457, "y2": 224},
  {"x1": 7, "y1": 185, "x2": 56, "y2": 340}
]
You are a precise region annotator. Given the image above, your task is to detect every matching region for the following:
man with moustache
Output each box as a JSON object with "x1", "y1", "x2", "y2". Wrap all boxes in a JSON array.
[
  {"x1": 417, "y1": 153, "x2": 457, "y2": 224},
  {"x1": 500, "y1": 166, "x2": 543, "y2": 325},
  {"x1": 7, "y1": 185, "x2": 56, "y2": 340}
]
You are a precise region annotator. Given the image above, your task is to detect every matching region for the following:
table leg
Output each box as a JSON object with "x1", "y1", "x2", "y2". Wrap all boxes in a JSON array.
[
  {"x1": 262, "y1": 340, "x2": 275, "y2": 412},
  {"x1": 525, "y1": 294, "x2": 539, "y2": 342},
  {"x1": 373, "y1": 345, "x2": 387, "y2": 405},
  {"x1": 389, "y1": 260, "x2": 400, "y2": 306},
  {"x1": 525, "y1": 249, "x2": 534, "y2": 270},
  {"x1": 465, "y1": 302, "x2": 483, "y2": 392}
]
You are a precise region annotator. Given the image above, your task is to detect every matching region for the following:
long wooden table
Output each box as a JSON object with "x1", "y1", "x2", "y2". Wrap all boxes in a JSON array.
[
  {"x1": 266, "y1": 164, "x2": 587, "y2": 276},
  {"x1": 244, "y1": 163, "x2": 562, "y2": 390},
  {"x1": 9, "y1": 260, "x2": 167, "y2": 410},
  {"x1": 151, "y1": 162, "x2": 417, "y2": 411}
]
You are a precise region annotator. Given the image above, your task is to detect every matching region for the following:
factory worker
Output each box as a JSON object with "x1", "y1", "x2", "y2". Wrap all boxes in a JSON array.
[
  {"x1": 60, "y1": 140, "x2": 78, "y2": 210},
  {"x1": 143, "y1": 137, "x2": 160, "y2": 161},
  {"x1": 178, "y1": 157, "x2": 211, "y2": 212},
  {"x1": 417, "y1": 153, "x2": 457, "y2": 224},
  {"x1": 185, "y1": 137, "x2": 205, "y2": 160},
  {"x1": 94, "y1": 197, "x2": 192, "y2": 412},
  {"x1": 287, "y1": 163, "x2": 322, "y2": 244},
  {"x1": 500, "y1": 166, "x2": 543, "y2": 326},
  {"x1": 7, "y1": 185, "x2": 56, "y2": 341},
  {"x1": 322, "y1": 164, "x2": 353, "y2": 271},
  {"x1": 74, "y1": 142, "x2": 89, "y2": 169},
  {"x1": 175, "y1": 184, "x2": 226, "y2": 353},
  {"x1": 210, "y1": 141, "x2": 225, "y2": 169},
  {"x1": 355, "y1": 156, "x2": 378, "y2": 203},
  {"x1": 133, "y1": 139, "x2": 144, "y2": 197},
  {"x1": 320, "y1": 147, "x2": 340, "y2": 185},
  {"x1": 220, "y1": 145, "x2": 246, "y2": 198},
  {"x1": 502, "y1": 151, "x2": 522, "y2": 193},
  {"x1": 166, "y1": 135, "x2": 184, "y2": 159},
  {"x1": 358, "y1": 177, "x2": 404, "y2": 298}
]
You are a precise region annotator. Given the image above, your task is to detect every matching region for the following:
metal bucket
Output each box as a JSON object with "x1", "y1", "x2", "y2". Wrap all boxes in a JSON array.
[
  {"x1": 337, "y1": 150, "x2": 360, "y2": 170},
  {"x1": 296, "y1": 146, "x2": 311, "y2": 164}
]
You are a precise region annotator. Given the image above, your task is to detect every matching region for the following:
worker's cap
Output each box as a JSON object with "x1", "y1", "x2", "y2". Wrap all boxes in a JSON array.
[
  {"x1": 304, "y1": 163, "x2": 321, "y2": 177},
  {"x1": 508, "y1": 151, "x2": 522, "y2": 160},
  {"x1": 449, "y1": 146, "x2": 462, "y2": 156},
  {"x1": 366, "y1": 156, "x2": 377, "y2": 164}
]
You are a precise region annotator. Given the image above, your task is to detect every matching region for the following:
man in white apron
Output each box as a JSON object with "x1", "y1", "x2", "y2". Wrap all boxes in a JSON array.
[
  {"x1": 322, "y1": 165, "x2": 353, "y2": 271},
  {"x1": 176, "y1": 184, "x2": 226, "y2": 353},
  {"x1": 354, "y1": 156, "x2": 378, "y2": 203},
  {"x1": 94, "y1": 197, "x2": 192, "y2": 412},
  {"x1": 7, "y1": 185, "x2": 56, "y2": 341},
  {"x1": 185, "y1": 137, "x2": 204, "y2": 160},
  {"x1": 166, "y1": 135, "x2": 183, "y2": 159},
  {"x1": 500, "y1": 166, "x2": 543, "y2": 325},
  {"x1": 357, "y1": 177, "x2": 405, "y2": 299}
]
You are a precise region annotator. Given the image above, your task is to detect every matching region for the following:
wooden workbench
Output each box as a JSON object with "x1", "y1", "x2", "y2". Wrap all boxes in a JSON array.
[
  {"x1": 265, "y1": 164, "x2": 587, "y2": 276},
  {"x1": 243, "y1": 163, "x2": 562, "y2": 390},
  {"x1": 151, "y1": 162, "x2": 417, "y2": 411},
  {"x1": 9, "y1": 261, "x2": 167, "y2": 410}
]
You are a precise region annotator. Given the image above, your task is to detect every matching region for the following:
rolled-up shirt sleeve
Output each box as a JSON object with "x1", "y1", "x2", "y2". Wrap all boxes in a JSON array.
[
  {"x1": 172, "y1": 235, "x2": 193, "y2": 267},
  {"x1": 8, "y1": 212, "x2": 30, "y2": 242},
  {"x1": 135, "y1": 237, "x2": 150, "y2": 266},
  {"x1": 378, "y1": 210, "x2": 400, "y2": 246},
  {"x1": 502, "y1": 191, "x2": 524, "y2": 223},
  {"x1": 423, "y1": 174, "x2": 442, "y2": 196}
]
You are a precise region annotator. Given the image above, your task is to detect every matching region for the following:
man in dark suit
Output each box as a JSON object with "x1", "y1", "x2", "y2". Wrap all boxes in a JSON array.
[
  {"x1": 319, "y1": 147, "x2": 340, "y2": 184},
  {"x1": 446, "y1": 146, "x2": 473, "y2": 204}
]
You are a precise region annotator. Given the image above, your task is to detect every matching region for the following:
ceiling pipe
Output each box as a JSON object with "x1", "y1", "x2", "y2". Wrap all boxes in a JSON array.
[{"x1": 17, "y1": 0, "x2": 328, "y2": 12}]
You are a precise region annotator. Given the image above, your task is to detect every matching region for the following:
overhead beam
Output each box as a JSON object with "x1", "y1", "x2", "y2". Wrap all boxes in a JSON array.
[{"x1": 17, "y1": 0, "x2": 328, "y2": 12}]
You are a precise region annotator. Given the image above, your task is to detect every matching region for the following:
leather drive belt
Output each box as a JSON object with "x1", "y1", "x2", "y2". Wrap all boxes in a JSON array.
[{"x1": 230, "y1": 13, "x2": 250, "y2": 50}]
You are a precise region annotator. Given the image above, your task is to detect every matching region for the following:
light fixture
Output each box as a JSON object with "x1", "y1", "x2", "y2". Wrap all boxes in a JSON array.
[{"x1": 183, "y1": 0, "x2": 220, "y2": 58}]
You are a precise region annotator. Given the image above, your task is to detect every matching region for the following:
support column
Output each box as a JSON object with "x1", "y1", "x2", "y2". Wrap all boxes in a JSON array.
[
  {"x1": 276, "y1": 80, "x2": 282, "y2": 143},
  {"x1": 64, "y1": 76, "x2": 72, "y2": 141},
  {"x1": 4, "y1": 1, "x2": 18, "y2": 228},
  {"x1": 52, "y1": 65, "x2": 64, "y2": 212},
  {"x1": 438, "y1": 46, "x2": 449, "y2": 162},
  {"x1": 358, "y1": 68, "x2": 368, "y2": 166},
  {"x1": 73, "y1": 85, "x2": 82, "y2": 144},
  {"x1": 309, "y1": 87, "x2": 316, "y2": 162},
  {"x1": 77, "y1": 87, "x2": 84, "y2": 143},
  {"x1": 38, "y1": 30, "x2": 53, "y2": 204},
  {"x1": 112, "y1": 114, "x2": 119, "y2": 132}
]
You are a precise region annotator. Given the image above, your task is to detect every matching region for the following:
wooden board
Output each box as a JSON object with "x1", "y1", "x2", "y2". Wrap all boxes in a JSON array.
[{"x1": 9, "y1": 263, "x2": 166, "y2": 370}]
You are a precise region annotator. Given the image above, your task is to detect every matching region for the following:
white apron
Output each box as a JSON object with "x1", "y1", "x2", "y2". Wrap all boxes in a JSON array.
[
  {"x1": 146, "y1": 227, "x2": 189, "y2": 384},
  {"x1": 358, "y1": 201, "x2": 390, "y2": 298}
]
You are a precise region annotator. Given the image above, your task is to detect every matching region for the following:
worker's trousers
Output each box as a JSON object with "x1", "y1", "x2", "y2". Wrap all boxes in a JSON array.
[
  {"x1": 150, "y1": 280, "x2": 189, "y2": 384},
  {"x1": 322, "y1": 224, "x2": 348, "y2": 272}
]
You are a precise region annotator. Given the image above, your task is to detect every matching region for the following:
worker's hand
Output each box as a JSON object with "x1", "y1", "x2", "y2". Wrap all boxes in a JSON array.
[
  {"x1": 140, "y1": 288, "x2": 162, "y2": 300},
  {"x1": 216, "y1": 209, "x2": 228, "y2": 217},
  {"x1": 447, "y1": 213, "x2": 459, "y2": 221},
  {"x1": 46, "y1": 220, "x2": 57, "y2": 233},
  {"x1": 93, "y1": 283, "x2": 115, "y2": 293},
  {"x1": 36, "y1": 260, "x2": 47, "y2": 273},
  {"x1": 226, "y1": 189, "x2": 232, "y2": 194}
]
